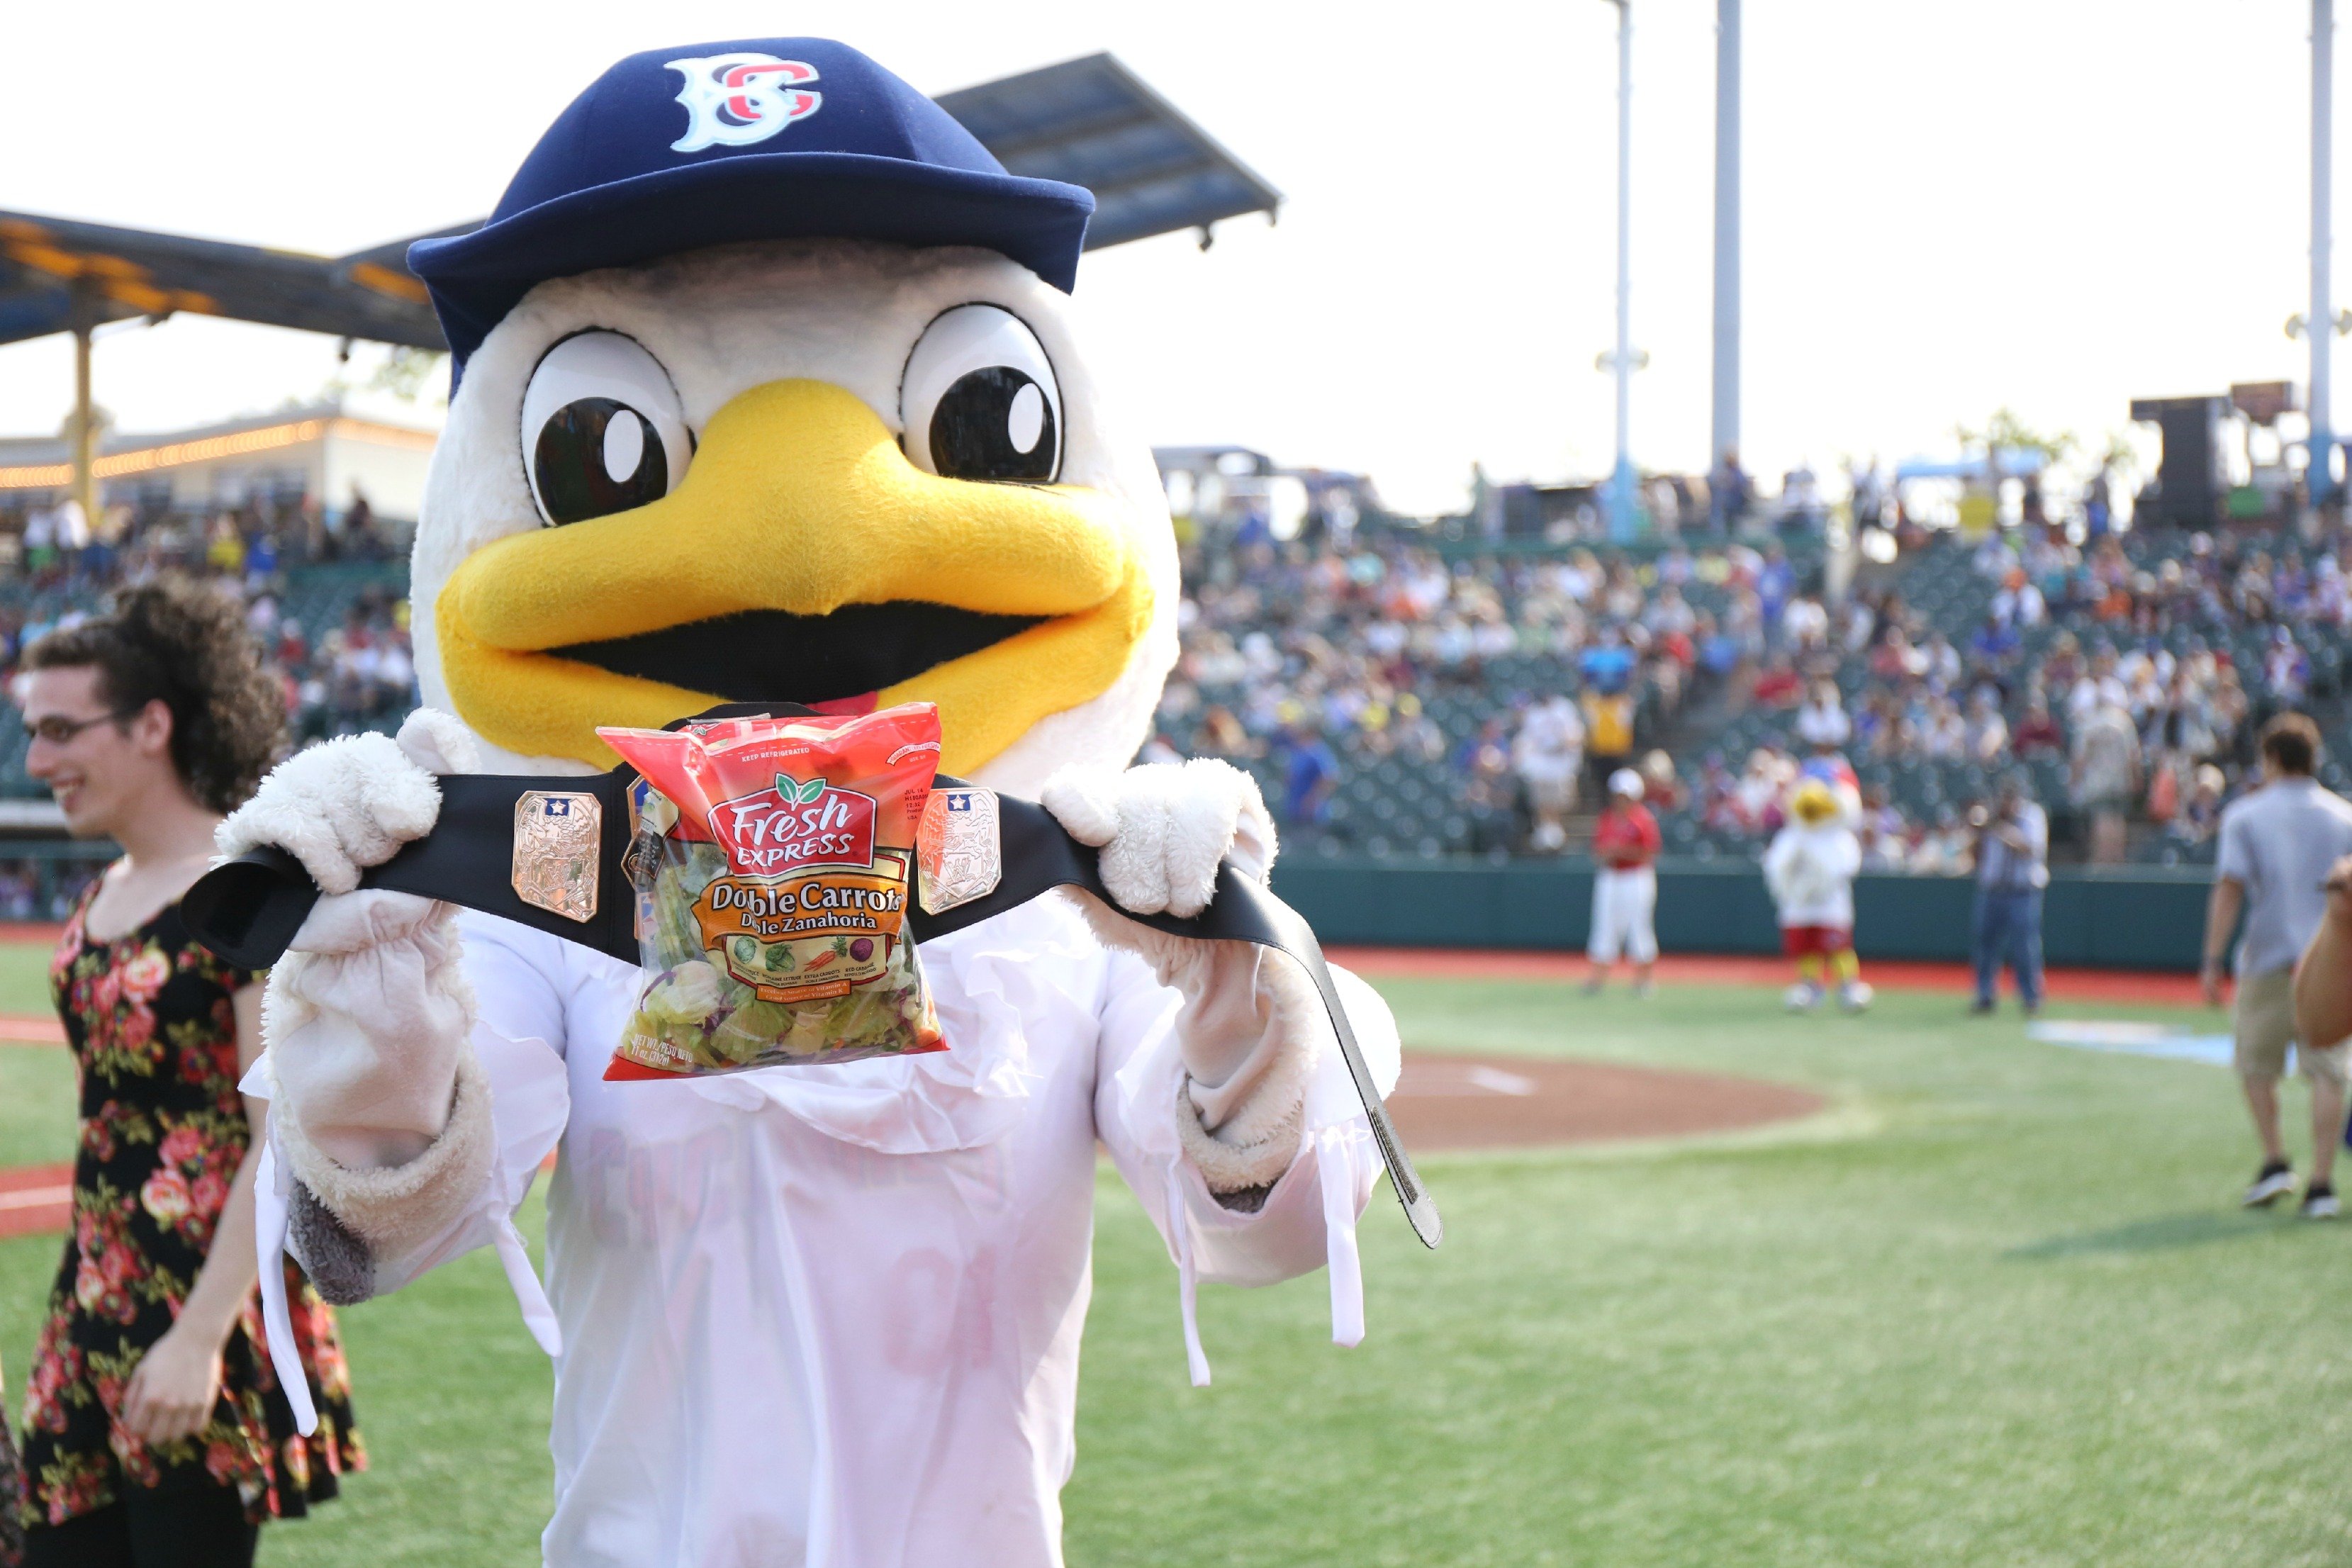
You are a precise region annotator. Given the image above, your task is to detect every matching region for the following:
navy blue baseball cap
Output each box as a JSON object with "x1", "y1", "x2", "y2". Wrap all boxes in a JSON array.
[{"x1": 409, "y1": 39, "x2": 1095, "y2": 370}]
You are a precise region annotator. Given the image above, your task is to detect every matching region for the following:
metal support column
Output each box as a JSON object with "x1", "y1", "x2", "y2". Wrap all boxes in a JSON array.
[
  {"x1": 1710, "y1": 0, "x2": 1740, "y2": 474},
  {"x1": 69, "y1": 290, "x2": 96, "y2": 532},
  {"x1": 1606, "y1": 0, "x2": 1636, "y2": 540},
  {"x1": 2317, "y1": 0, "x2": 2339, "y2": 500}
]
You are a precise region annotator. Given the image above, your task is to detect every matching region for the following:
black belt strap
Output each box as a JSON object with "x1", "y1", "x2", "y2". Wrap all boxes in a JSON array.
[{"x1": 184, "y1": 767, "x2": 1440, "y2": 1250}]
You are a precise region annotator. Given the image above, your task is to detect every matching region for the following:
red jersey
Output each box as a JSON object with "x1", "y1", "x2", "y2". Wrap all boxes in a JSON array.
[{"x1": 1591, "y1": 803, "x2": 1660, "y2": 869}]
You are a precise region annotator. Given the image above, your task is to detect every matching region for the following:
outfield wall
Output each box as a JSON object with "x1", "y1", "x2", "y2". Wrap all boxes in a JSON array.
[{"x1": 1270, "y1": 858, "x2": 2212, "y2": 970}]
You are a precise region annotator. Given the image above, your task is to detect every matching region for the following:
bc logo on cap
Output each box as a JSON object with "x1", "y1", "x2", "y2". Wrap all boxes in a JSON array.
[{"x1": 666, "y1": 53, "x2": 823, "y2": 152}]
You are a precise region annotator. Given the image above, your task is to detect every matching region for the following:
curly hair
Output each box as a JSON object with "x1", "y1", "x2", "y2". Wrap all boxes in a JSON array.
[{"x1": 23, "y1": 575, "x2": 288, "y2": 814}]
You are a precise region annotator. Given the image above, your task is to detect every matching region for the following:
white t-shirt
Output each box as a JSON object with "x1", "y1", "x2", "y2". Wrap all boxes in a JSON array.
[{"x1": 2217, "y1": 777, "x2": 2352, "y2": 976}]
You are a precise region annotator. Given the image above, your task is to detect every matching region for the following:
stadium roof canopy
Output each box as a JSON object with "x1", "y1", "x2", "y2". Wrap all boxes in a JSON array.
[
  {"x1": 0, "y1": 52, "x2": 1275, "y2": 356},
  {"x1": 935, "y1": 53, "x2": 1281, "y2": 252},
  {"x1": 0, "y1": 215, "x2": 454, "y2": 351}
]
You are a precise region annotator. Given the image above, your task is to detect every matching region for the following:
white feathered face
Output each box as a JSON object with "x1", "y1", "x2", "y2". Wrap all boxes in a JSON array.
[{"x1": 410, "y1": 238, "x2": 1177, "y2": 794}]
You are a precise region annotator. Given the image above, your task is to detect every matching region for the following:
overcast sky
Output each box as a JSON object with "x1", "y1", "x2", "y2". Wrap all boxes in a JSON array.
[{"x1": 0, "y1": 1, "x2": 2332, "y2": 513}]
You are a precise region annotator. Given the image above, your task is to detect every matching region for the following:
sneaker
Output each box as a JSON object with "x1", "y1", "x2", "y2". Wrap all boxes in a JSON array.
[
  {"x1": 2244, "y1": 1160, "x2": 2297, "y2": 1208},
  {"x1": 1581, "y1": 975, "x2": 1606, "y2": 997},
  {"x1": 1967, "y1": 997, "x2": 1995, "y2": 1017},
  {"x1": 1783, "y1": 982, "x2": 1824, "y2": 1012},
  {"x1": 2303, "y1": 1185, "x2": 2340, "y2": 1220},
  {"x1": 1633, "y1": 980, "x2": 1657, "y2": 1000},
  {"x1": 1837, "y1": 981, "x2": 1874, "y2": 1014}
]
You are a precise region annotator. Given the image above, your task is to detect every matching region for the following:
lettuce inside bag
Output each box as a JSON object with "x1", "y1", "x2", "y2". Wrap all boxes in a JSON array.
[{"x1": 596, "y1": 703, "x2": 946, "y2": 1080}]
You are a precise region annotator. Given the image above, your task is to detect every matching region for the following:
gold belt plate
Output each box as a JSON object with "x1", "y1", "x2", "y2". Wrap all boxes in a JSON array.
[{"x1": 513, "y1": 790, "x2": 601, "y2": 923}]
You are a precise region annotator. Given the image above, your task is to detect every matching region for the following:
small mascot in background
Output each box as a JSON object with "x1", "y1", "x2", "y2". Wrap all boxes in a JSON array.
[{"x1": 1765, "y1": 780, "x2": 1871, "y2": 1013}]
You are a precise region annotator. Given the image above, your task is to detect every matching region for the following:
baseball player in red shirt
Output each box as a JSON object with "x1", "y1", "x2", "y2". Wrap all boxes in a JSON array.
[{"x1": 1586, "y1": 768, "x2": 1662, "y2": 996}]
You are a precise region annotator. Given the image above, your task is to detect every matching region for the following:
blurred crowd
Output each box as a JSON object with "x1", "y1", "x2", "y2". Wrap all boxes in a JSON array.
[
  {"x1": 0, "y1": 858, "x2": 100, "y2": 922},
  {"x1": 1153, "y1": 534, "x2": 1832, "y2": 836},
  {"x1": 1710, "y1": 523, "x2": 2352, "y2": 866},
  {"x1": 0, "y1": 495, "x2": 416, "y2": 754},
  {"x1": 7, "y1": 490, "x2": 401, "y2": 596}
]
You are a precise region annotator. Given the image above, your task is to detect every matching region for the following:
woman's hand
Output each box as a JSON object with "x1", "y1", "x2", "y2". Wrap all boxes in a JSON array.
[{"x1": 121, "y1": 1322, "x2": 225, "y2": 1445}]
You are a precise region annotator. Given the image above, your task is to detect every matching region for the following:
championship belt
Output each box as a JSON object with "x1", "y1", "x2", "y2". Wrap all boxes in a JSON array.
[{"x1": 182, "y1": 718, "x2": 1440, "y2": 1250}]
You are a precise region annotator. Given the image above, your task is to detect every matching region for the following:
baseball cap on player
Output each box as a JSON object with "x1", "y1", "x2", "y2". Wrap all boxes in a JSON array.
[
  {"x1": 1608, "y1": 768, "x2": 1645, "y2": 800},
  {"x1": 408, "y1": 38, "x2": 1097, "y2": 372}
]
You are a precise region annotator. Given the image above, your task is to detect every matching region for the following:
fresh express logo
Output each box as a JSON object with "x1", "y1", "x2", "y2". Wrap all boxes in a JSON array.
[{"x1": 711, "y1": 775, "x2": 876, "y2": 873}]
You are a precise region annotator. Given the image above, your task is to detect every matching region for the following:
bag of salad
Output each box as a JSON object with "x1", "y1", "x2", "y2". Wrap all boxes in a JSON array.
[{"x1": 595, "y1": 703, "x2": 946, "y2": 1081}]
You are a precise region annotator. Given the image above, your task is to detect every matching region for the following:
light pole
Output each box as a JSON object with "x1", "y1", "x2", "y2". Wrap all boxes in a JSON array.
[
  {"x1": 2316, "y1": 0, "x2": 2337, "y2": 500},
  {"x1": 1605, "y1": 0, "x2": 1637, "y2": 540},
  {"x1": 1711, "y1": 0, "x2": 1740, "y2": 477}
]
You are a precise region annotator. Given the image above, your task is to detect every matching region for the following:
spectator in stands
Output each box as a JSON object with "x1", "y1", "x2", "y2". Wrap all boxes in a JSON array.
[
  {"x1": 2072, "y1": 695, "x2": 2141, "y2": 863},
  {"x1": 1637, "y1": 749, "x2": 1686, "y2": 814},
  {"x1": 1962, "y1": 690, "x2": 2010, "y2": 763},
  {"x1": 2065, "y1": 645, "x2": 2127, "y2": 725},
  {"x1": 1781, "y1": 593, "x2": 1830, "y2": 652},
  {"x1": 2263, "y1": 626, "x2": 2311, "y2": 705},
  {"x1": 1277, "y1": 719, "x2": 1339, "y2": 827},
  {"x1": 1579, "y1": 681, "x2": 1637, "y2": 805},
  {"x1": 1585, "y1": 769, "x2": 1662, "y2": 997},
  {"x1": 1725, "y1": 746, "x2": 1793, "y2": 835},
  {"x1": 1911, "y1": 805, "x2": 1976, "y2": 877},
  {"x1": 1752, "y1": 654, "x2": 1804, "y2": 709},
  {"x1": 1969, "y1": 612, "x2": 2021, "y2": 667},
  {"x1": 2200, "y1": 715, "x2": 2352, "y2": 1216},
  {"x1": 1512, "y1": 694, "x2": 1584, "y2": 852},
  {"x1": 1920, "y1": 695, "x2": 1967, "y2": 761},
  {"x1": 1794, "y1": 680, "x2": 1850, "y2": 749},
  {"x1": 15, "y1": 576, "x2": 362, "y2": 1564},
  {"x1": 1460, "y1": 720, "x2": 1518, "y2": 851},
  {"x1": 2171, "y1": 763, "x2": 2229, "y2": 845},
  {"x1": 1991, "y1": 568, "x2": 2045, "y2": 629},
  {"x1": 1708, "y1": 447, "x2": 1751, "y2": 534},
  {"x1": 1968, "y1": 775, "x2": 2049, "y2": 1014},
  {"x1": 1857, "y1": 785, "x2": 1910, "y2": 870}
]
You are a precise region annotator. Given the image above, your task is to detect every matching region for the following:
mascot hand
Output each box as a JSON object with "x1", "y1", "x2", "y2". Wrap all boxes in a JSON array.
[
  {"x1": 216, "y1": 713, "x2": 494, "y2": 1275},
  {"x1": 217, "y1": 708, "x2": 477, "y2": 894},
  {"x1": 1039, "y1": 758, "x2": 1276, "y2": 918},
  {"x1": 1043, "y1": 761, "x2": 1305, "y2": 1193}
]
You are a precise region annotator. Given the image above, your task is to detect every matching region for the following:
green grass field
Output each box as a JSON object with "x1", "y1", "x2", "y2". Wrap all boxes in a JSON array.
[{"x1": 0, "y1": 951, "x2": 2346, "y2": 1564}]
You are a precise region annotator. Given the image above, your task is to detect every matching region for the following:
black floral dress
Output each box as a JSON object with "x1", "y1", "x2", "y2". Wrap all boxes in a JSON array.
[{"x1": 17, "y1": 881, "x2": 364, "y2": 1531}]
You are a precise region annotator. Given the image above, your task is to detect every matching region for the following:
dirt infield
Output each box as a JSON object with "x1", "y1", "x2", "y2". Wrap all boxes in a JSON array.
[
  {"x1": 0, "y1": 1163, "x2": 72, "y2": 1241},
  {"x1": 1332, "y1": 948, "x2": 2205, "y2": 1007},
  {"x1": 1388, "y1": 1051, "x2": 1825, "y2": 1150},
  {"x1": 0, "y1": 1052, "x2": 1820, "y2": 1239}
]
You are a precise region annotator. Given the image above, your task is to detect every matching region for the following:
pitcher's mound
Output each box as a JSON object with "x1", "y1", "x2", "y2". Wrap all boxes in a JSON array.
[{"x1": 1389, "y1": 1053, "x2": 1825, "y2": 1150}]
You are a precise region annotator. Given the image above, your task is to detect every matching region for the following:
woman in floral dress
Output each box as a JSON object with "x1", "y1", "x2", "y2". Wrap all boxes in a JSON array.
[{"x1": 14, "y1": 579, "x2": 362, "y2": 1568}]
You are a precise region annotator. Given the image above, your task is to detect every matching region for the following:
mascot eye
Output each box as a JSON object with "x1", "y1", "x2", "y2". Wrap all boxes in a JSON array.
[
  {"x1": 520, "y1": 331, "x2": 693, "y2": 527},
  {"x1": 899, "y1": 304, "x2": 1063, "y2": 483}
]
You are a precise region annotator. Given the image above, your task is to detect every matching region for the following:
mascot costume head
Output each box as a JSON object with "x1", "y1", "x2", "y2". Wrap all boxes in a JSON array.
[{"x1": 406, "y1": 38, "x2": 1176, "y2": 792}]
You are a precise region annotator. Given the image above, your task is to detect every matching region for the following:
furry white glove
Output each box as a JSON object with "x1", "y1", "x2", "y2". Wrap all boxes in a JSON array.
[
  {"x1": 1043, "y1": 760, "x2": 1309, "y2": 1192},
  {"x1": 1040, "y1": 758, "x2": 1276, "y2": 921},
  {"x1": 218, "y1": 710, "x2": 493, "y2": 1277}
]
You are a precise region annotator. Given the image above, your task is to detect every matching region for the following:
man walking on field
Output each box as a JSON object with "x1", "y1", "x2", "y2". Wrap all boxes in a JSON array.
[
  {"x1": 2201, "y1": 714, "x2": 2352, "y2": 1217},
  {"x1": 1586, "y1": 768, "x2": 1662, "y2": 997}
]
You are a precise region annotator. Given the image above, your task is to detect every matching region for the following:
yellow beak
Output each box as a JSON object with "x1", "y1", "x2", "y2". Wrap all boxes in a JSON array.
[{"x1": 435, "y1": 379, "x2": 1155, "y2": 771}]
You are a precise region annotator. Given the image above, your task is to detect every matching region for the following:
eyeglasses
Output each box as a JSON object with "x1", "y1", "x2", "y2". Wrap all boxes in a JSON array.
[{"x1": 21, "y1": 711, "x2": 129, "y2": 745}]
